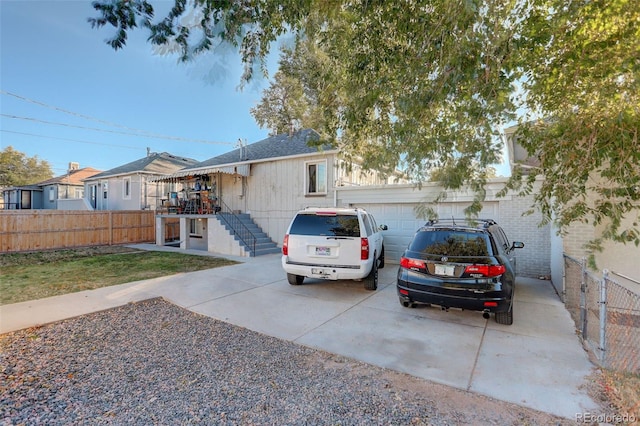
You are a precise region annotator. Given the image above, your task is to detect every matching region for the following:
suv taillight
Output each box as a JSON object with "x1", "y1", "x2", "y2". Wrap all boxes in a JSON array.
[
  {"x1": 361, "y1": 237, "x2": 369, "y2": 260},
  {"x1": 464, "y1": 264, "x2": 505, "y2": 277},
  {"x1": 282, "y1": 234, "x2": 289, "y2": 255},
  {"x1": 400, "y1": 257, "x2": 426, "y2": 270}
]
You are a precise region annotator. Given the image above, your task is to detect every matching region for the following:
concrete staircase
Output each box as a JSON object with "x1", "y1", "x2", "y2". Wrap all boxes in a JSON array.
[{"x1": 214, "y1": 213, "x2": 281, "y2": 257}]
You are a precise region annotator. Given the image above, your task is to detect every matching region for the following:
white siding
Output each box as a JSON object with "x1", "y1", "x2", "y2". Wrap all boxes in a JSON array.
[{"x1": 244, "y1": 154, "x2": 336, "y2": 247}]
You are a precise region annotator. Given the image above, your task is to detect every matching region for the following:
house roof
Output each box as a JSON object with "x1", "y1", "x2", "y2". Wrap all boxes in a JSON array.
[
  {"x1": 37, "y1": 167, "x2": 102, "y2": 186},
  {"x1": 196, "y1": 129, "x2": 330, "y2": 168},
  {"x1": 85, "y1": 152, "x2": 199, "y2": 180},
  {"x1": 162, "y1": 129, "x2": 334, "y2": 179}
]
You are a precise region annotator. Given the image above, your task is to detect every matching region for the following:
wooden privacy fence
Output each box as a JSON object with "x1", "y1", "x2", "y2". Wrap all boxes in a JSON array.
[{"x1": 0, "y1": 211, "x2": 156, "y2": 253}]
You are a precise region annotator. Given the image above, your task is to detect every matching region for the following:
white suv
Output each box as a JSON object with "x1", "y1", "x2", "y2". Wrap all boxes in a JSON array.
[{"x1": 281, "y1": 207, "x2": 387, "y2": 290}]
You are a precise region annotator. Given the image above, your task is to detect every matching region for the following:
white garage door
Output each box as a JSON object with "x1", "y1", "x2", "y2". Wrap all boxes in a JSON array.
[{"x1": 357, "y1": 202, "x2": 500, "y2": 264}]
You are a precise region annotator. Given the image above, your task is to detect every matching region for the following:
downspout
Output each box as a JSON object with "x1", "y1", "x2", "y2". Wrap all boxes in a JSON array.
[{"x1": 141, "y1": 173, "x2": 147, "y2": 210}]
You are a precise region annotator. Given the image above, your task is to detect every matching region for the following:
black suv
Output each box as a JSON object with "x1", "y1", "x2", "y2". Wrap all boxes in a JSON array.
[{"x1": 396, "y1": 219, "x2": 524, "y2": 325}]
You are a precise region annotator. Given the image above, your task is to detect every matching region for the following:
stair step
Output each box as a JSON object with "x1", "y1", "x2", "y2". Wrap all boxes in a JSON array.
[{"x1": 216, "y1": 213, "x2": 278, "y2": 256}]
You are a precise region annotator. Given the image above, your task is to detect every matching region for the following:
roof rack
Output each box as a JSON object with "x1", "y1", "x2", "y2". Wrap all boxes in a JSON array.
[{"x1": 424, "y1": 218, "x2": 497, "y2": 228}]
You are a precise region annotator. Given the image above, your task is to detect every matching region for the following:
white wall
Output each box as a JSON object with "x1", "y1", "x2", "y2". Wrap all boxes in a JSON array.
[{"x1": 245, "y1": 153, "x2": 338, "y2": 249}]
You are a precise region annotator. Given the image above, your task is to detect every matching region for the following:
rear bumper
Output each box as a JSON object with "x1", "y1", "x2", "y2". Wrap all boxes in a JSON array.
[
  {"x1": 396, "y1": 278, "x2": 512, "y2": 313},
  {"x1": 282, "y1": 257, "x2": 371, "y2": 280}
]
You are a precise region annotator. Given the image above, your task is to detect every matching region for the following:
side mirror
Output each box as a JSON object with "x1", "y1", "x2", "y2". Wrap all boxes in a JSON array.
[
  {"x1": 512, "y1": 241, "x2": 525, "y2": 249},
  {"x1": 379, "y1": 225, "x2": 388, "y2": 231}
]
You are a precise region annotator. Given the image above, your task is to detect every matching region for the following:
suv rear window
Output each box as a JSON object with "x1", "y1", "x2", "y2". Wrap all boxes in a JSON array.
[
  {"x1": 289, "y1": 214, "x2": 360, "y2": 237},
  {"x1": 409, "y1": 230, "x2": 490, "y2": 257}
]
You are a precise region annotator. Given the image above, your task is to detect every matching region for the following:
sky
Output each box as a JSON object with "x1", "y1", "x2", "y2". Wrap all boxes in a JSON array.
[{"x1": 1, "y1": 0, "x2": 278, "y2": 176}]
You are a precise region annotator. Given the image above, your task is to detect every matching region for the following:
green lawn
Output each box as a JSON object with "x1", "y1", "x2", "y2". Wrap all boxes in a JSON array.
[{"x1": 0, "y1": 246, "x2": 237, "y2": 305}]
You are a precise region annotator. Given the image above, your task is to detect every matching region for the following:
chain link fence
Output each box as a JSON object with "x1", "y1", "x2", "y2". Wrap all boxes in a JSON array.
[{"x1": 563, "y1": 254, "x2": 640, "y2": 374}]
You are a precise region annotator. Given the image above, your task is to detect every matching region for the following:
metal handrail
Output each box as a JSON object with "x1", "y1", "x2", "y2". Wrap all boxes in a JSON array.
[{"x1": 216, "y1": 199, "x2": 257, "y2": 256}]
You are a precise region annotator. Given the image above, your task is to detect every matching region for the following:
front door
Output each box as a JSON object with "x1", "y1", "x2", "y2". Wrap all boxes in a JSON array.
[{"x1": 20, "y1": 190, "x2": 31, "y2": 209}]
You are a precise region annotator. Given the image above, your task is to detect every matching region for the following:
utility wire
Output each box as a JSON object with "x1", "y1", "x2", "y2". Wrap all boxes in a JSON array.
[
  {"x1": 1, "y1": 130, "x2": 141, "y2": 151},
  {"x1": 1, "y1": 113, "x2": 233, "y2": 145},
  {"x1": 1, "y1": 90, "x2": 234, "y2": 145}
]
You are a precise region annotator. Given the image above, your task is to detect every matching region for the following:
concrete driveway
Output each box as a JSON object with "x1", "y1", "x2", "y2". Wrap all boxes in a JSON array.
[{"x1": 0, "y1": 247, "x2": 601, "y2": 420}]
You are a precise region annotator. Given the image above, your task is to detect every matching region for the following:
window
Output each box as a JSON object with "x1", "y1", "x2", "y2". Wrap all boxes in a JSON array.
[
  {"x1": 410, "y1": 231, "x2": 490, "y2": 258},
  {"x1": 103, "y1": 182, "x2": 108, "y2": 199},
  {"x1": 289, "y1": 213, "x2": 360, "y2": 237},
  {"x1": 123, "y1": 177, "x2": 131, "y2": 200},
  {"x1": 305, "y1": 160, "x2": 327, "y2": 195},
  {"x1": 189, "y1": 219, "x2": 203, "y2": 237},
  {"x1": 49, "y1": 187, "x2": 55, "y2": 202},
  {"x1": 362, "y1": 214, "x2": 373, "y2": 237}
]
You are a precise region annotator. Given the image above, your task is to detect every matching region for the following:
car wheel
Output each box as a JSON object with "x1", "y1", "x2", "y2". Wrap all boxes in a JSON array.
[
  {"x1": 287, "y1": 273, "x2": 304, "y2": 285},
  {"x1": 364, "y1": 258, "x2": 378, "y2": 291},
  {"x1": 378, "y1": 245, "x2": 385, "y2": 269},
  {"x1": 495, "y1": 305, "x2": 513, "y2": 325}
]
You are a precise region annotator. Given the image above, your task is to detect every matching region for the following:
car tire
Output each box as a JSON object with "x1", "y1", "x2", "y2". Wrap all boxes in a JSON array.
[
  {"x1": 364, "y1": 257, "x2": 378, "y2": 291},
  {"x1": 495, "y1": 305, "x2": 513, "y2": 325},
  {"x1": 287, "y1": 273, "x2": 304, "y2": 286},
  {"x1": 378, "y1": 245, "x2": 385, "y2": 269}
]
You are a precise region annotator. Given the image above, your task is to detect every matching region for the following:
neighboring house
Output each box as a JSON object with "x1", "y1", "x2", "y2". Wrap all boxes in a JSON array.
[
  {"x1": 153, "y1": 129, "x2": 399, "y2": 255},
  {"x1": 504, "y1": 124, "x2": 640, "y2": 287},
  {"x1": 1, "y1": 185, "x2": 42, "y2": 210},
  {"x1": 1, "y1": 162, "x2": 101, "y2": 210},
  {"x1": 503, "y1": 124, "x2": 541, "y2": 173},
  {"x1": 37, "y1": 163, "x2": 102, "y2": 210},
  {"x1": 83, "y1": 151, "x2": 199, "y2": 211}
]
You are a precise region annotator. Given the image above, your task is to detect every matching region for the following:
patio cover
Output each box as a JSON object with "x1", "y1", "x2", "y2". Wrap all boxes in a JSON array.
[{"x1": 150, "y1": 164, "x2": 250, "y2": 182}]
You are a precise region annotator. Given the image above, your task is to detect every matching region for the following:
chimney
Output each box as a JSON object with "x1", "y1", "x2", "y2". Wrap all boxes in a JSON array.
[{"x1": 68, "y1": 162, "x2": 80, "y2": 172}]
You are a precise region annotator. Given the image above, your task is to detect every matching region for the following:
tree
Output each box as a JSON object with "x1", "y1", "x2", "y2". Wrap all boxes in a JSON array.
[
  {"x1": 250, "y1": 70, "x2": 308, "y2": 136},
  {"x1": 506, "y1": 0, "x2": 640, "y2": 257},
  {"x1": 0, "y1": 146, "x2": 54, "y2": 187},
  {"x1": 250, "y1": 43, "x2": 334, "y2": 136},
  {"x1": 89, "y1": 0, "x2": 640, "y2": 252}
]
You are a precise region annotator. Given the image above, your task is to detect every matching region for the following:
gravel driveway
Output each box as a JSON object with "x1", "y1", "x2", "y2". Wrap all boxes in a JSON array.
[{"x1": 1, "y1": 298, "x2": 571, "y2": 425}]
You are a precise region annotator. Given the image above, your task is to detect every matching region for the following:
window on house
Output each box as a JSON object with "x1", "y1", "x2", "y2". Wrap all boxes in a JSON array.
[
  {"x1": 306, "y1": 160, "x2": 327, "y2": 195},
  {"x1": 189, "y1": 219, "x2": 203, "y2": 237},
  {"x1": 49, "y1": 187, "x2": 55, "y2": 202},
  {"x1": 123, "y1": 177, "x2": 131, "y2": 199}
]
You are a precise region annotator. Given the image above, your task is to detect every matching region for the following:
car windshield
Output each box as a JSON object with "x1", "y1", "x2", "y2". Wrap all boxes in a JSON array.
[
  {"x1": 409, "y1": 230, "x2": 490, "y2": 257},
  {"x1": 289, "y1": 214, "x2": 360, "y2": 237}
]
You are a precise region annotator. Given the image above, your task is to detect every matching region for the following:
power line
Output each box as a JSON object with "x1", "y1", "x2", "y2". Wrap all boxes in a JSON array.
[
  {"x1": 1, "y1": 130, "x2": 142, "y2": 151},
  {"x1": 1, "y1": 90, "x2": 234, "y2": 145},
  {"x1": 1, "y1": 130, "x2": 203, "y2": 171},
  {"x1": 1, "y1": 113, "x2": 234, "y2": 145}
]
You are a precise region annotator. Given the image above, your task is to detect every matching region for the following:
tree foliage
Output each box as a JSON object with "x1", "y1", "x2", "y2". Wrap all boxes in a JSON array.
[
  {"x1": 0, "y1": 146, "x2": 54, "y2": 187},
  {"x1": 507, "y1": 0, "x2": 640, "y2": 254},
  {"x1": 89, "y1": 0, "x2": 640, "y2": 250}
]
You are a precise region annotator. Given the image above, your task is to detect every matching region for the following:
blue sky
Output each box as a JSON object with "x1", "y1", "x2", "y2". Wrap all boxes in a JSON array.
[{"x1": 1, "y1": 0, "x2": 276, "y2": 175}]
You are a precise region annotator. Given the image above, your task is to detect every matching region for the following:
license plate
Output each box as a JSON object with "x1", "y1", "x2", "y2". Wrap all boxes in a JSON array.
[
  {"x1": 315, "y1": 246, "x2": 330, "y2": 256},
  {"x1": 435, "y1": 265, "x2": 455, "y2": 276}
]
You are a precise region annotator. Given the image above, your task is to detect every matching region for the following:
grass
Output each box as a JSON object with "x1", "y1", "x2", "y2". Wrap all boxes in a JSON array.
[{"x1": 0, "y1": 246, "x2": 238, "y2": 305}]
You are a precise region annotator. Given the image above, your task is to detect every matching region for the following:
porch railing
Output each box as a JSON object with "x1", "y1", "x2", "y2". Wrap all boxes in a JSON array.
[{"x1": 216, "y1": 199, "x2": 257, "y2": 256}]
